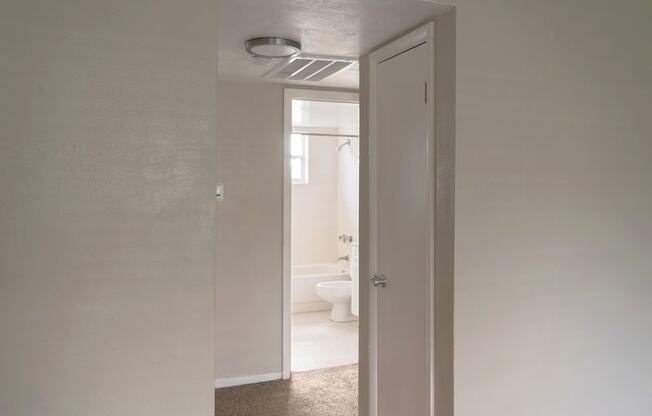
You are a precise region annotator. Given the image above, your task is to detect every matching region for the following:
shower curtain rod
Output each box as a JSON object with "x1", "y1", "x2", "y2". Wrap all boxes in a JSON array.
[{"x1": 291, "y1": 132, "x2": 359, "y2": 138}]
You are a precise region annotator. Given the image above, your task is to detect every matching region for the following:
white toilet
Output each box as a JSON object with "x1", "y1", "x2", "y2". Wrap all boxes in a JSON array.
[{"x1": 315, "y1": 280, "x2": 356, "y2": 322}]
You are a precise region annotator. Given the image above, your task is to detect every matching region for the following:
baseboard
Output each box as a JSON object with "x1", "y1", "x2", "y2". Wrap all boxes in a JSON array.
[
  {"x1": 292, "y1": 301, "x2": 331, "y2": 313},
  {"x1": 215, "y1": 372, "x2": 283, "y2": 389}
]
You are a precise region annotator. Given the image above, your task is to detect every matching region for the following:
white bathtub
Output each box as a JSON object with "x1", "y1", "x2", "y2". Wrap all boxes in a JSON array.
[{"x1": 291, "y1": 263, "x2": 350, "y2": 313}]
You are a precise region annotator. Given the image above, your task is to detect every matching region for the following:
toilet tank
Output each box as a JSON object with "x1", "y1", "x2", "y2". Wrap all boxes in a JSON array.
[{"x1": 351, "y1": 243, "x2": 359, "y2": 316}]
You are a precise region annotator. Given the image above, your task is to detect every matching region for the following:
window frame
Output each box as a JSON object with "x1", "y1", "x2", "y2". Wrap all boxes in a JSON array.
[{"x1": 290, "y1": 133, "x2": 309, "y2": 184}]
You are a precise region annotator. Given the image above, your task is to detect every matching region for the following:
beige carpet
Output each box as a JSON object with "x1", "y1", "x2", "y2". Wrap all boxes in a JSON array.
[{"x1": 215, "y1": 365, "x2": 358, "y2": 416}]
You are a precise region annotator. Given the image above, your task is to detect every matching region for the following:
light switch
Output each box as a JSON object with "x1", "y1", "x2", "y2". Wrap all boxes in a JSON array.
[{"x1": 216, "y1": 183, "x2": 224, "y2": 201}]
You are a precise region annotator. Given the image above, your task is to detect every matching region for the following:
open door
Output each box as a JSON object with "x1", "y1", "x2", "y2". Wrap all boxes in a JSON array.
[{"x1": 367, "y1": 20, "x2": 454, "y2": 416}]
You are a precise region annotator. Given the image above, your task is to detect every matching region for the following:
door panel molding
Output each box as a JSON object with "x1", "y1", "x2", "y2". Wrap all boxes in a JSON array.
[
  {"x1": 367, "y1": 15, "x2": 455, "y2": 416},
  {"x1": 367, "y1": 19, "x2": 456, "y2": 415}
]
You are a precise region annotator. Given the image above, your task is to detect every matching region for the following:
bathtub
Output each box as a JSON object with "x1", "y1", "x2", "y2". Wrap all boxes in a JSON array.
[{"x1": 291, "y1": 263, "x2": 350, "y2": 313}]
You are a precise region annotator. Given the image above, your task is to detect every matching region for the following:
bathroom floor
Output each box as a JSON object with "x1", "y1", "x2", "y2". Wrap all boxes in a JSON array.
[{"x1": 291, "y1": 311, "x2": 358, "y2": 372}]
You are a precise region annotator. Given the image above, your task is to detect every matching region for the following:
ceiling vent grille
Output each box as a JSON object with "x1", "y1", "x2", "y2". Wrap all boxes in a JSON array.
[{"x1": 264, "y1": 54, "x2": 357, "y2": 82}]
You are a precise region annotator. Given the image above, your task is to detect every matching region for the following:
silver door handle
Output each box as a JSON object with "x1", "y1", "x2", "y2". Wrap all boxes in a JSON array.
[{"x1": 371, "y1": 274, "x2": 387, "y2": 288}]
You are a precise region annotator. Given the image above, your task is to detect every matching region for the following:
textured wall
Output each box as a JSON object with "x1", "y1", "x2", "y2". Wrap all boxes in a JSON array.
[
  {"x1": 215, "y1": 81, "x2": 358, "y2": 383},
  {"x1": 0, "y1": 1, "x2": 217, "y2": 415},
  {"x1": 216, "y1": 81, "x2": 285, "y2": 380},
  {"x1": 451, "y1": 1, "x2": 652, "y2": 415}
]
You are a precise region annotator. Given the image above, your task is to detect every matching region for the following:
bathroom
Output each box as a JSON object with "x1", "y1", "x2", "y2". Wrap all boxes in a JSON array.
[{"x1": 289, "y1": 94, "x2": 360, "y2": 373}]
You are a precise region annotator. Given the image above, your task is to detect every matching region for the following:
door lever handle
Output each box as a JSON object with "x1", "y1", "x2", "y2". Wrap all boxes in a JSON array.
[{"x1": 371, "y1": 274, "x2": 387, "y2": 288}]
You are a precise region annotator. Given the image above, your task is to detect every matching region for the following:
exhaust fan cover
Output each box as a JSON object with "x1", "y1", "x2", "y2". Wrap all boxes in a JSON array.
[{"x1": 264, "y1": 54, "x2": 357, "y2": 82}]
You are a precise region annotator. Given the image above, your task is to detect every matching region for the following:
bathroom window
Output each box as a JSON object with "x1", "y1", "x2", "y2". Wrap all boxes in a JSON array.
[{"x1": 291, "y1": 134, "x2": 308, "y2": 184}]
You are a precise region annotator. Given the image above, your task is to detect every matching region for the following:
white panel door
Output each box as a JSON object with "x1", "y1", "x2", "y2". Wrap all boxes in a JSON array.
[{"x1": 371, "y1": 40, "x2": 432, "y2": 415}]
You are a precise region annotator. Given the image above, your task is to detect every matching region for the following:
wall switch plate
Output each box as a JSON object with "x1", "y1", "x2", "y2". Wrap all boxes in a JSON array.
[{"x1": 216, "y1": 183, "x2": 224, "y2": 201}]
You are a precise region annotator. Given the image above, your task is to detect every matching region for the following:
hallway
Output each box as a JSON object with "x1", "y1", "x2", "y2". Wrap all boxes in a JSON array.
[{"x1": 215, "y1": 365, "x2": 358, "y2": 416}]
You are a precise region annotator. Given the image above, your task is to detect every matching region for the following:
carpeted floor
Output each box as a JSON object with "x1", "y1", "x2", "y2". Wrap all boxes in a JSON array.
[{"x1": 215, "y1": 364, "x2": 358, "y2": 416}]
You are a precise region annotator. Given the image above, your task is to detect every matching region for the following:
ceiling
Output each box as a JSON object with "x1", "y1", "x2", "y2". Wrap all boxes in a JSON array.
[{"x1": 217, "y1": 0, "x2": 451, "y2": 89}]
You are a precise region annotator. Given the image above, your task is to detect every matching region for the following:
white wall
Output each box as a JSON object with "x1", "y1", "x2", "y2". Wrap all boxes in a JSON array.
[
  {"x1": 216, "y1": 82, "x2": 357, "y2": 383},
  {"x1": 293, "y1": 100, "x2": 359, "y2": 135},
  {"x1": 216, "y1": 81, "x2": 284, "y2": 381},
  {"x1": 292, "y1": 135, "x2": 339, "y2": 266},
  {"x1": 0, "y1": 1, "x2": 217, "y2": 415},
  {"x1": 337, "y1": 136, "x2": 360, "y2": 259},
  {"x1": 450, "y1": 1, "x2": 652, "y2": 415},
  {"x1": 292, "y1": 133, "x2": 360, "y2": 266}
]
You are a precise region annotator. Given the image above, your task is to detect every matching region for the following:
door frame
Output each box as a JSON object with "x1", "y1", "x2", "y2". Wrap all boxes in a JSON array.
[
  {"x1": 368, "y1": 22, "x2": 437, "y2": 415},
  {"x1": 282, "y1": 88, "x2": 360, "y2": 379}
]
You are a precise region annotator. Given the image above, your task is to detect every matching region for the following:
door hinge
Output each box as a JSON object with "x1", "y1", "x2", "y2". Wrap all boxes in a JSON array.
[{"x1": 424, "y1": 82, "x2": 428, "y2": 103}]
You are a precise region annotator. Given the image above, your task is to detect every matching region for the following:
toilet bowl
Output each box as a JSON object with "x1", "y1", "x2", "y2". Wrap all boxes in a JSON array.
[{"x1": 315, "y1": 280, "x2": 356, "y2": 322}]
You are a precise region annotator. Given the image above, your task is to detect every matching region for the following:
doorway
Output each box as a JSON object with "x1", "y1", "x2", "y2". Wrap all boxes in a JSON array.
[
  {"x1": 283, "y1": 89, "x2": 360, "y2": 379},
  {"x1": 214, "y1": 13, "x2": 454, "y2": 416}
]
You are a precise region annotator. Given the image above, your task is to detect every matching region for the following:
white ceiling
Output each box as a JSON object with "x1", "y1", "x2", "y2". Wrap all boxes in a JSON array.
[{"x1": 217, "y1": 0, "x2": 451, "y2": 89}]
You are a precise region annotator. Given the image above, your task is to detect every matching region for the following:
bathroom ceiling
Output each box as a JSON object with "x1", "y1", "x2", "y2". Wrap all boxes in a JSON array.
[{"x1": 217, "y1": 0, "x2": 451, "y2": 89}]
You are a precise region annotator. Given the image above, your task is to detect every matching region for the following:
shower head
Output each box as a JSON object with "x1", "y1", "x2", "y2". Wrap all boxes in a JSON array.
[{"x1": 337, "y1": 139, "x2": 351, "y2": 152}]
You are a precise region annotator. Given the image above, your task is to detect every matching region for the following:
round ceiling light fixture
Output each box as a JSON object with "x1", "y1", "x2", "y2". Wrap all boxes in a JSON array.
[{"x1": 245, "y1": 37, "x2": 302, "y2": 59}]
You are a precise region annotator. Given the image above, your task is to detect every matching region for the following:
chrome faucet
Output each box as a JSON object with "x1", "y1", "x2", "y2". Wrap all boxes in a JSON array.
[
  {"x1": 337, "y1": 255, "x2": 350, "y2": 263},
  {"x1": 338, "y1": 234, "x2": 353, "y2": 243}
]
